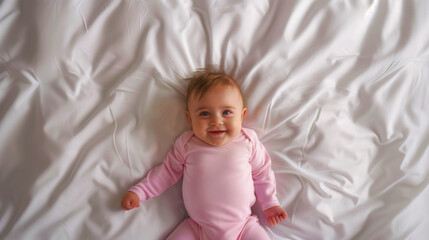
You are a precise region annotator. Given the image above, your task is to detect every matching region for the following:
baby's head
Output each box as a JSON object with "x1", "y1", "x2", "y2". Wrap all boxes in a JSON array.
[{"x1": 185, "y1": 66, "x2": 247, "y2": 146}]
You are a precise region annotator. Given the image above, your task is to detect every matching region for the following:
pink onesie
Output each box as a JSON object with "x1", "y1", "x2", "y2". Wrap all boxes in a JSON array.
[{"x1": 129, "y1": 128, "x2": 279, "y2": 240}]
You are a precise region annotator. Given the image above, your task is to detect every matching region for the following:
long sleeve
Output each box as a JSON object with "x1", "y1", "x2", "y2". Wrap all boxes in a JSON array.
[
  {"x1": 129, "y1": 136, "x2": 187, "y2": 202},
  {"x1": 249, "y1": 133, "x2": 280, "y2": 210}
]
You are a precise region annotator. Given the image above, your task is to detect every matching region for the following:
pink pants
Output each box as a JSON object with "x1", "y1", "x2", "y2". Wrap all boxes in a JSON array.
[{"x1": 166, "y1": 217, "x2": 270, "y2": 240}]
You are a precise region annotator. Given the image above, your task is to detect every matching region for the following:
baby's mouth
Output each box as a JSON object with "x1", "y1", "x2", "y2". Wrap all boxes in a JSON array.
[{"x1": 208, "y1": 130, "x2": 227, "y2": 136}]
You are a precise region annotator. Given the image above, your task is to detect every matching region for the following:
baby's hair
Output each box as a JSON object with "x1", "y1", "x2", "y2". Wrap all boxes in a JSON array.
[{"x1": 185, "y1": 65, "x2": 244, "y2": 109}]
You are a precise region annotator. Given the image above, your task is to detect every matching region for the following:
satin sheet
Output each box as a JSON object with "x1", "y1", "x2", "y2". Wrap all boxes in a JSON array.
[{"x1": 0, "y1": 0, "x2": 428, "y2": 239}]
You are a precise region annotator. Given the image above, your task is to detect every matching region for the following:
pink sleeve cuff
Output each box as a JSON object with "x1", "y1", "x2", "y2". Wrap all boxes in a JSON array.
[
  {"x1": 128, "y1": 187, "x2": 146, "y2": 202},
  {"x1": 261, "y1": 200, "x2": 280, "y2": 211}
]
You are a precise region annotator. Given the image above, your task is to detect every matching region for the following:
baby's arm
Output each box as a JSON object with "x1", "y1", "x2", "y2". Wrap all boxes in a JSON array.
[
  {"x1": 121, "y1": 191, "x2": 140, "y2": 210},
  {"x1": 120, "y1": 134, "x2": 187, "y2": 210},
  {"x1": 246, "y1": 129, "x2": 287, "y2": 226},
  {"x1": 264, "y1": 205, "x2": 287, "y2": 226}
]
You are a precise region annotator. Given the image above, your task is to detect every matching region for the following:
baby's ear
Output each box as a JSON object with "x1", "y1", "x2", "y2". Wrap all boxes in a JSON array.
[
  {"x1": 241, "y1": 108, "x2": 247, "y2": 120},
  {"x1": 185, "y1": 111, "x2": 192, "y2": 126}
]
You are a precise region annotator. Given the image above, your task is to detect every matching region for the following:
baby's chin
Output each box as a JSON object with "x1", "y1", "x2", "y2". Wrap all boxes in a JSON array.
[{"x1": 203, "y1": 139, "x2": 231, "y2": 147}]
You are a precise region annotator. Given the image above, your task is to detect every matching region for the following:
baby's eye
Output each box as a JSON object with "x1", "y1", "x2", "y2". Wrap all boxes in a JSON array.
[
  {"x1": 199, "y1": 111, "x2": 209, "y2": 116},
  {"x1": 223, "y1": 110, "x2": 232, "y2": 115}
]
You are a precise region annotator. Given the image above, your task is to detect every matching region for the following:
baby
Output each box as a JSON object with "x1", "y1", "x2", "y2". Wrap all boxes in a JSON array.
[{"x1": 121, "y1": 67, "x2": 287, "y2": 239}]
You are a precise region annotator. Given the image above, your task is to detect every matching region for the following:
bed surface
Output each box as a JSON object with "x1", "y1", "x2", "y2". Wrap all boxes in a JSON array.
[{"x1": 1, "y1": 0, "x2": 429, "y2": 239}]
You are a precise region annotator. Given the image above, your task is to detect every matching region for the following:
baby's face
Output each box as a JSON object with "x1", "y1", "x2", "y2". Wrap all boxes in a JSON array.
[{"x1": 186, "y1": 84, "x2": 247, "y2": 146}]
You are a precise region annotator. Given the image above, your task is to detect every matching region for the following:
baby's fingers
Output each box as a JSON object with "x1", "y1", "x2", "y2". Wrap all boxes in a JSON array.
[
  {"x1": 268, "y1": 215, "x2": 285, "y2": 226},
  {"x1": 275, "y1": 215, "x2": 282, "y2": 224},
  {"x1": 121, "y1": 201, "x2": 130, "y2": 210},
  {"x1": 131, "y1": 201, "x2": 140, "y2": 208},
  {"x1": 121, "y1": 199, "x2": 137, "y2": 210},
  {"x1": 268, "y1": 216, "x2": 277, "y2": 226},
  {"x1": 276, "y1": 216, "x2": 281, "y2": 224},
  {"x1": 267, "y1": 217, "x2": 274, "y2": 226}
]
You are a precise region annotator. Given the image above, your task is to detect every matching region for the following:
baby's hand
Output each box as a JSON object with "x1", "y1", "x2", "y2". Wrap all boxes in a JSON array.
[
  {"x1": 263, "y1": 205, "x2": 287, "y2": 226},
  {"x1": 121, "y1": 191, "x2": 140, "y2": 210}
]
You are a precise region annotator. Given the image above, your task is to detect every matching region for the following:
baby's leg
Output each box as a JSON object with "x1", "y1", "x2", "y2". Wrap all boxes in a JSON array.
[
  {"x1": 166, "y1": 218, "x2": 197, "y2": 240},
  {"x1": 240, "y1": 221, "x2": 270, "y2": 240}
]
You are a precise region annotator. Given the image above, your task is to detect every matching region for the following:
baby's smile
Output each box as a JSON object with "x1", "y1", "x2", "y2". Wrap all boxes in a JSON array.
[{"x1": 208, "y1": 129, "x2": 227, "y2": 136}]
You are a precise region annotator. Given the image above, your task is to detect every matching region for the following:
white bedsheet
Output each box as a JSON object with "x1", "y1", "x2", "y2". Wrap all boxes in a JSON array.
[{"x1": 1, "y1": 0, "x2": 429, "y2": 239}]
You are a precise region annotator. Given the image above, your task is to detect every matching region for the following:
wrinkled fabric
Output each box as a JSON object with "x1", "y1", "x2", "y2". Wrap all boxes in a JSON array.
[{"x1": 0, "y1": 0, "x2": 428, "y2": 240}]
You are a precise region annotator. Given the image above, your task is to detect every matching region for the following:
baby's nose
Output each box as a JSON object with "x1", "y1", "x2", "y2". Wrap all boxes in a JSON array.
[{"x1": 210, "y1": 115, "x2": 223, "y2": 126}]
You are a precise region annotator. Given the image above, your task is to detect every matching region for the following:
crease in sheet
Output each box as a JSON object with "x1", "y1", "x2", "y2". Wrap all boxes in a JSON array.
[
  {"x1": 114, "y1": 88, "x2": 140, "y2": 95},
  {"x1": 369, "y1": 60, "x2": 407, "y2": 86},
  {"x1": 290, "y1": 107, "x2": 321, "y2": 223},
  {"x1": 77, "y1": 10, "x2": 88, "y2": 33},
  {"x1": 154, "y1": 65, "x2": 186, "y2": 97},
  {"x1": 261, "y1": 111, "x2": 304, "y2": 143},
  {"x1": 109, "y1": 107, "x2": 124, "y2": 165},
  {"x1": 139, "y1": 9, "x2": 148, "y2": 31},
  {"x1": 128, "y1": 0, "x2": 135, "y2": 10},
  {"x1": 328, "y1": 55, "x2": 372, "y2": 64},
  {"x1": 126, "y1": 122, "x2": 134, "y2": 178},
  {"x1": 0, "y1": 70, "x2": 16, "y2": 90},
  {"x1": 0, "y1": 57, "x2": 39, "y2": 86},
  {"x1": 300, "y1": 107, "x2": 321, "y2": 167},
  {"x1": 261, "y1": 102, "x2": 271, "y2": 135},
  {"x1": 53, "y1": 57, "x2": 77, "y2": 97},
  {"x1": 108, "y1": 107, "x2": 134, "y2": 178},
  {"x1": 372, "y1": 175, "x2": 408, "y2": 198}
]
